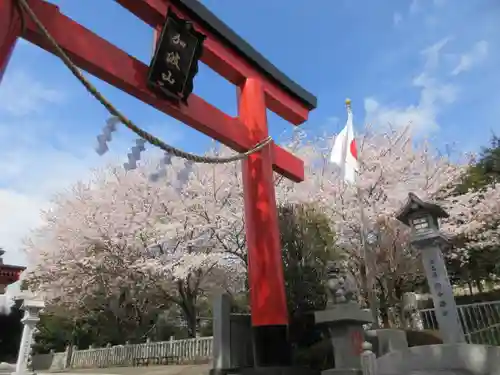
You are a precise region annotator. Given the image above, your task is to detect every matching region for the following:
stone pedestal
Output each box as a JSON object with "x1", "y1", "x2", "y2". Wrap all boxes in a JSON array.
[
  {"x1": 241, "y1": 367, "x2": 320, "y2": 375},
  {"x1": 210, "y1": 293, "x2": 315, "y2": 375},
  {"x1": 365, "y1": 329, "x2": 408, "y2": 357},
  {"x1": 315, "y1": 302, "x2": 373, "y2": 374},
  {"x1": 211, "y1": 293, "x2": 232, "y2": 374},
  {"x1": 0, "y1": 363, "x2": 15, "y2": 375},
  {"x1": 321, "y1": 370, "x2": 361, "y2": 375},
  {"x1": 210, "y1": 293, "x2": 254, "y2": 375},
  {"x1": 12, "y1": 296, "x2": 44, "y2": 375}
]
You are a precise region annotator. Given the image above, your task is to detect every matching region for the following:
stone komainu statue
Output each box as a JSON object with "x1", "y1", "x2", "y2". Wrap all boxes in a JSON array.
[{"x1": 325, "y1": 260, "x2": 359, "y2": 305}]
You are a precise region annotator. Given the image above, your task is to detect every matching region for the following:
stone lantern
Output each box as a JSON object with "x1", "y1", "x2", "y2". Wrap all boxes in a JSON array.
[
  {"x1": 12, "y1": 292, "x2": 45, "y2": 375},
  {"x1": 396, "y1": 193, "x2": 466, "y2": 344}
]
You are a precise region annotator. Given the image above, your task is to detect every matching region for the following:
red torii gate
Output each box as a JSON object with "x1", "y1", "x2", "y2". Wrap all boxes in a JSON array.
[{"x1": 0, "y1": 0, "x2": 317, "y2": 368}]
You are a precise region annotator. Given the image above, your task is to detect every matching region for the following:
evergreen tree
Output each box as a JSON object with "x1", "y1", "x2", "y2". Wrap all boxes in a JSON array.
[
  {"x1": 0, "y1": 302, "x2": 23, "y2": 362},
  {"x1": 457, "y1": 134, "x2": 500, "y2": 193},
  {"x1": 451, "y1": 134, "x2": 500, "y2": 289},
  {"x1": 278, "y1": 203, "x2": 338, "y2": 317}
]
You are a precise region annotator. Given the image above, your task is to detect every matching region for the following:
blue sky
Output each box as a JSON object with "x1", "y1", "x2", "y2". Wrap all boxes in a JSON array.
[{"x1": 0, "y1": 0, "x2": 498, "y2": 266}]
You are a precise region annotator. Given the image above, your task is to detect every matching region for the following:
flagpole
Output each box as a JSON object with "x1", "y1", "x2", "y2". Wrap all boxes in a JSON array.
[
  {"x1": 339, "y1": 100, "x2": 350, "y2": 185},
  {"x1": 345, "y1": 99, "x2": 379, "y2": 328},
  {"x1": 356, "y1": 185, "x2": 379, "y2": 328}
]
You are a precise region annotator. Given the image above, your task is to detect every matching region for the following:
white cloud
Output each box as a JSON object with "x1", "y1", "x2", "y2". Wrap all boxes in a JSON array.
[
  {"x1": 0, "y1": 132, "x2": 184, "y2": 267},
  {"x1": 421, "y1": 36, "x2": 452, "y2": 70},
  {"x1": 451, "y1": 40, "x2": 489, "y2": 75},
  {"x1": 409, "y1": 0, "x2": 421, "y2": 14},
  {"x1": 393, "y1": 12, "x2": 403, "y2": 27},
  {"x1": 327, "y1": 116, "x2": 340, "y2": 125},
  {"x1": 433, "y1": 0, "x2": 447, "y2": 7},
  {"x1": 364, "y1": 97, "x2": 436, "y2": 131},
  {"x1": 0, "y1": 70, "x2": 65, "y2": 117},
  {"x1": 410, "y1": 0, "x2": 447, "y2": 15},
  {"x1": 364, "y1": 37, "x2": 458, "y2": 133},
  {"x1": 0, "y1": 190, "x2": 48, "y2": 264},
  {"x1": 0, "y1": 116, "x2": 186, "y2": 267},
  {"x1": 0, "y1": 70, "x2": 185, "y2": 267},
  {"x1": 0, "y1": 141, "x2": 126, "y2": 267}
]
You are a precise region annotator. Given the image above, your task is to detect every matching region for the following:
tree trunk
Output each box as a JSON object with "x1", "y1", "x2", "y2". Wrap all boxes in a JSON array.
[
  {"x1": 378, "y1": 292, "x2": 390, "y2": 328},
  {"x1": 177, "y1": 279, "x2": 199, "y2": 338},
  {"x1": 358, "y1": 263, "x2": 369, "y2": 308},
  {"x1": 380, "y1": 306, "x2": 390, "y2": 328},
  {"x1": 179, "y1": 301, "x2": 197, "y2": 338},
  {"x1": 475, "y1": 278, "x2": 484, "y2": 293},
  {"x1": 467, "y1": 281, "x2": 473, "y2": 295},
  {"x1": 187, "y1": 313, "x2": 197, "y2": 338}
]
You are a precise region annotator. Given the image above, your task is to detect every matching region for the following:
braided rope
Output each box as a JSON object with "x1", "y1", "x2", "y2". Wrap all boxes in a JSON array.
[{"x1": 16, "y1": 0, "x2": 272, "y2": 164}]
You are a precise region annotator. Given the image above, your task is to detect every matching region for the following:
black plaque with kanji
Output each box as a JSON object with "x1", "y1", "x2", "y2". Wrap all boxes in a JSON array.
[{"x1": 148, "y1": 11, "x2": 206, "y2": 103}]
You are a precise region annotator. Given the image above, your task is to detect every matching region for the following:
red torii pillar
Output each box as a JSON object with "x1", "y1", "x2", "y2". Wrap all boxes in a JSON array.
[{"x1": 0, "y1": 0, "x2": 317, "y2": 368}]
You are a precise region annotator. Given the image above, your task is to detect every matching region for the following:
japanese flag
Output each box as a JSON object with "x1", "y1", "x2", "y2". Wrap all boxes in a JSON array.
[{"x1": 330, "y1": 102, "x2": 359, "y2": 183}]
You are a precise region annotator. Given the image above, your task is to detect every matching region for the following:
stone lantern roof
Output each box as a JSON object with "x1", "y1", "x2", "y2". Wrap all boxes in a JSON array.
[{"x1": 396, "y1": 192, "x2": 449, "y2": 226}]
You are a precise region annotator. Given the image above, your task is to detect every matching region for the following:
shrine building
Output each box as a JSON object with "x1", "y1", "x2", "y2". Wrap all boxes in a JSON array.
[{"x1": 0, "y1": 249, "x2": 24, "y2": 294}]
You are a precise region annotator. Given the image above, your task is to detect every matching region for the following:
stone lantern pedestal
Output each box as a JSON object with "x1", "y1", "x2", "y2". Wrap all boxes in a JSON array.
[
  {"x1": 314, "y1": 261, "x2": 373, "y2": 375},
  {"x1": 315, "y1": 302, "x2": 372, "y2": 374}
]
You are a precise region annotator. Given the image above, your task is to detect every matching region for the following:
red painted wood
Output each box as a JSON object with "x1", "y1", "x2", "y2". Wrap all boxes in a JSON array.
[
  {"x1": 239, "y1": 78, "x2": 288, "y2": 326},
  {"x1": 114, "y1": 0, "x2": 311, "y2": 125},
  {"x1": 0, "y1": 0, "x2": 22, "y2": 82},
  {"x1": 20, "y1": 0, "x2": 304, "y2": 182},
  {"x1": 351, "y1": 330, "x2": 363, "y2": 355},
  {"x1": 0, "y1": 264, "x2": 25, "y2": 285}
]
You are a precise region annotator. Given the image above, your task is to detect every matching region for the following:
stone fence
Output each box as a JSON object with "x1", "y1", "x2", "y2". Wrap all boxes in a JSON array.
[{"x1": 32, "y1": 336, "x2": 214, "y2": 371}]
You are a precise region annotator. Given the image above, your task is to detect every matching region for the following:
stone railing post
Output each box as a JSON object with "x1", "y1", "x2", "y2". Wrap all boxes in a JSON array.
[
  {"x1": 62, "y1": 345, "x2": 71, "y2": 369},
  {"x1": 168, "y1": 336, "x2": 174, "y2": 358},
  {"x1": 195, "y1": 333, "x2": 200, "y2": 361},
  {"x1": 360, "y1": 342, "x2": 377, "y2": 375}
]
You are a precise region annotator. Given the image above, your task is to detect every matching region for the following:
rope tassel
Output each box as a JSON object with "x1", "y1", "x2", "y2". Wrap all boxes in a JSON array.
[
  {"x1": 176, "y1": 161, "x2": 194, "y2": 191},
  {"x1": 124, "y1": 139, "x2": 147, "y2": 171},
  {"x1": 149, "y1": 153, "x2": 173, "y2": 182},
  {"x1": 95, "y1": 117, "x2": 120, "y2": 155}
]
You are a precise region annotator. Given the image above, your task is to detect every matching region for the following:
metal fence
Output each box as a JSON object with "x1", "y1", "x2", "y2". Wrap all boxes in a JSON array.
[{"x1": 418, "y1": 300, "x2": 500, "y2": 345}]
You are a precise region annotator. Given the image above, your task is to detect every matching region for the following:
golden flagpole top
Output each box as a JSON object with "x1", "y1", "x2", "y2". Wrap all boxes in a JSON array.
[{"x1": 345, "y1": 98, "x2": 352, "y2": 108}]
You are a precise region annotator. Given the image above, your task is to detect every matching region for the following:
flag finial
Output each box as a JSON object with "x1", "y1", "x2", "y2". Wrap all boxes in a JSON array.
[{"x1": 345, "y1": 98, "x2": 352, "y2": 108}]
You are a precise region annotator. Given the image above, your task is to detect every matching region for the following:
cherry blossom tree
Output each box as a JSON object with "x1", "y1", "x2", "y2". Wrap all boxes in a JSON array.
[
  {"x1": 24, "y1": 157, "x2": 245, "y2": 338},
  {"x1": 277, "y1": 125, "x2": 500, "y2": 325},
  {"x1": 23, "y1": 124, "x2": 500, "y2": 333}
]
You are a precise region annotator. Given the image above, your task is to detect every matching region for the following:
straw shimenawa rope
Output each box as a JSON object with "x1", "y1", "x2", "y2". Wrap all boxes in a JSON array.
[{"x1": 15, "y1": 0, "x2": 272, "y2": 164}]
